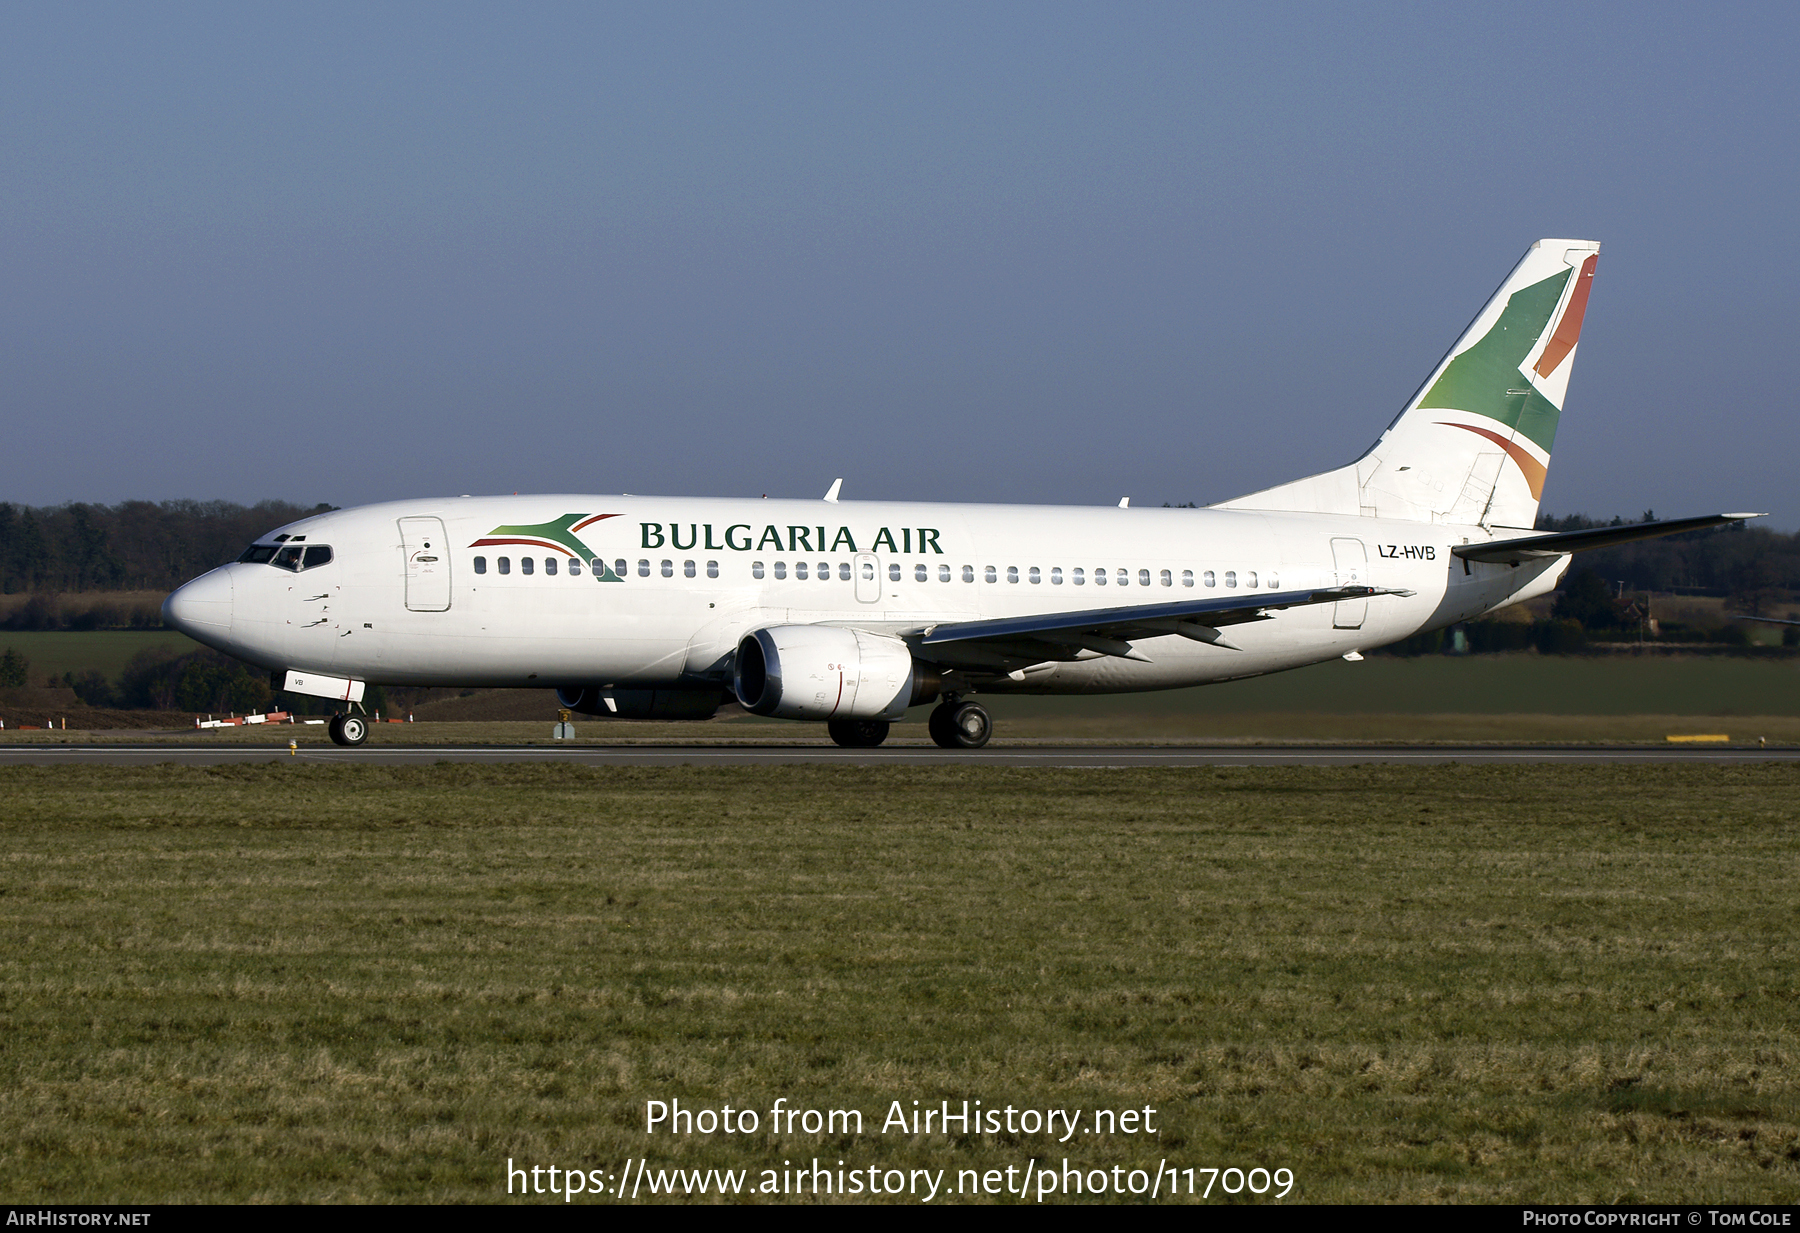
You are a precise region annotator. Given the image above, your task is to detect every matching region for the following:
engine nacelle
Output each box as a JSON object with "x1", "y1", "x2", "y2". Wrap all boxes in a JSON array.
[
  {"x1": 734, "y1": 625, "x2": 921, "y2": 721},
  {"x1": 555, "y1": 686, "x2": 722, "y2": 721}
]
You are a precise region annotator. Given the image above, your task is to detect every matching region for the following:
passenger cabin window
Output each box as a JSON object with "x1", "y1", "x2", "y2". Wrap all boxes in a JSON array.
[
  {"x1": 685, "y1": 560, "x2": 696, "y2": 578},
  {"x1": 1138, "y1": 569, "x2": 1151, "y2": 587},
  {"x1": 838, "y1": 562, "x2": 850, "y2": 581},
  {"x1": 1182, "y1": 569, "x2": 1194, "y2": 587},
  {"x1": 544, "y1": 557, "x2": 557, "y2": 576},
  {"x1": 1073, "y1": 568, "x2": 1085, "y2": 585},
  {"x1": 708, "y1": 561, "x2": 720, "y2": 578},
  {"x1": 615, "y1": 559, "x2": 627, "y2": 578},
  {"x1": 474, "y1": 556, "x2": 487, "y2": 575},
  {"x1": 1007, "y1": 566, "x2": 1019, "y2": 584},
  {"x1": 1029, "y1": 567, "x2": 1041, "y2": 584},
  {"x1": 1203, "y1": 570, "x2": 1216, "y2": 587},
  {"x1": 962, "y1": 565, "x2": 974, "y2": 583},
  {"x1": 1117, "y1": 569, "x2": 1129, "y2": 586},
  {"x1": 1245, "y1": 570, "x2": 1257, "y2": 588},
  {"x1": 915, "y1": 564, "x2": 928, "y2": 582},
  {"x1": 1160, "y1": 569, "x2": 1171, "y2": 587},
  {"x1": 818, "y1": 562, "x2": 829, "y2": 581},
  {"x1": 1094, "y1": 568, "x2": 1107, "y2": 586},
  {"x1": 939, "y1": 564, "x2": 951, "y2": 582},
  {"x1": 637, "y1": 559, "x2": 649, "y2": 577},
  {"x1": 1267, "y1": 572, "x2": 1279, "y2": 588},
  {"x1": 568, "y1": 557, "x2": 581, "y2": 576},
  {"x1": 889, "y1": 564, "x2": 901, "y2": 581},
  {"x1": 521, "y1": 557, "x2": 534, "y2": 575},
  {"x1": 753, "y1": 561, "x2": 765, "y2": 579},
  {"x1": 774, "y1": 561, "x2": 787, "y2": 579},
  {"x1": 984, "y1": 566, "x2": 997, "y2": 584},
  {"x1": 661, "y1": 560, "x2": 673, "y2": 577},
  {"x1": 1224, "y1": 571, "x2": 1237, "y2": 588},
  {"x1": 1051, "y1": 567, "x2": 1062, "y2": 584},
  {"x1": 796, "y1": 562, "x2": 808, "y2": 579},
  {"x1": 499, "y1": 557, "x2": 512, "y2": 575}
]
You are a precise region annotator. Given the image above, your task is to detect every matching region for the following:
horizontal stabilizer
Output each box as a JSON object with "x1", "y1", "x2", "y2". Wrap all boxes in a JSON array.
[{"x1": 1453, "y1": 513, "x2": 1763, "y2": 565}]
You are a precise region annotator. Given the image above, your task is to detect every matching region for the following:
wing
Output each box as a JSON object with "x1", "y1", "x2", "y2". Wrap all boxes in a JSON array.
[{"x1": 917, "y1": 585, "x2": 1411, "y2": 665}]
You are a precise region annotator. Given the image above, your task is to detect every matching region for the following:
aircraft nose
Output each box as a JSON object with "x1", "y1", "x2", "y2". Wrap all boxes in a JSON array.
[{"x1": 162, "y1": 569, "x2": 234, "y2": 638}]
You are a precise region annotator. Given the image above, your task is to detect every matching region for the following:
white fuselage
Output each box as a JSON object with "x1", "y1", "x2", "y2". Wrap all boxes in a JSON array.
[{"x1": 163, "y1": 494, "x2": 1568, "y2": 697}]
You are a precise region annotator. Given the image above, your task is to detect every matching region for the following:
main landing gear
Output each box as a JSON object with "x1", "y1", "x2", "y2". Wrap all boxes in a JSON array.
[
  {"x1": 822, "y1": 697, "x2": 993, "y2": 750},
  {"x1": 327, "y1": 713, "x2": 369, "y2": 747},
  {"x1": 928, "y1": 697, "x2": 991, "y2": 749}
]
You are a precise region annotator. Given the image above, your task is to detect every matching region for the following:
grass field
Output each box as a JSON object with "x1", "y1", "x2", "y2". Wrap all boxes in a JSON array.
[
  {"x1": 0, "y1": 629, "x2": 200, "y2": 683},
  {"x1": 6, "y1": 632, "x2": 1800, "y2": 717},
  {"x1": 1, "y1": 763, "x2": 1796, "y2": 1204},
  {"x1": 6, "y1": 640, "x2": 1800, "y2": 745}
]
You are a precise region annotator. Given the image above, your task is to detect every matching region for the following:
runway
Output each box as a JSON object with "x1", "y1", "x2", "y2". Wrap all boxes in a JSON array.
[{"x1": 1, "y1": 742, "x2": 1795, "y2": 767}]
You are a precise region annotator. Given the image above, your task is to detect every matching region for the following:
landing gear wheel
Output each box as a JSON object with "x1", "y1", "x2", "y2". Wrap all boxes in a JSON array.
[
  {"x1": 827, "y1": 718, "x2": 890, "y2": 748},
  {"x1": 931, "y1": 701, "x2": 991, "y2": 749},
  {"x1": 928, "y1": 704, "x2": 957, "y2": 748},
  {"x1": 329, "y1": 713, "x2": 369, "y2": 747}
]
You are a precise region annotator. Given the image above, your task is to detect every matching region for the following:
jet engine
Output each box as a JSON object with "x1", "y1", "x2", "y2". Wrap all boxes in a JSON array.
[
  {"x1": 554, "y1": 686, "x2": 722, "y2": 721},
  {"x1": 734, "y1": 625, "x2": 934, "y2": 721}
]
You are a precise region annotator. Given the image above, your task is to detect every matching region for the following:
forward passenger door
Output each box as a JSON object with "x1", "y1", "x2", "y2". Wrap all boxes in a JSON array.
[{"x1": 399, "y1": 517, "x2": 452, "y2": 612}]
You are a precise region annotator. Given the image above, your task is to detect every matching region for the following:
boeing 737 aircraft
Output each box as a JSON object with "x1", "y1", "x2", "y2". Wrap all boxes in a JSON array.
[{"x1": 163, "y1": 239, "x2": 1756, "y2": 748}]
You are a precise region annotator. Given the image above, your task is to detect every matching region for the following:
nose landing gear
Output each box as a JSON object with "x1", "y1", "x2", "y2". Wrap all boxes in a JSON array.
[
  {"x1": 928, "y1": 697, "x2": 991, "y2": 749},
  {"x1": 327, "y1": 713, "x2": 369, "y2": 747}
]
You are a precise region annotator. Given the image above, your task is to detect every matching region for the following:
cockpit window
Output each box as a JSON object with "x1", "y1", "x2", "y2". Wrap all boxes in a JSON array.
[{"x1": 240, "y1": 542, "x2": 333, "y2": 572}]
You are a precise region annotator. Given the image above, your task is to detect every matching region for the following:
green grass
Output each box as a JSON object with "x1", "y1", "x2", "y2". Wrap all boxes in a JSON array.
[
  {"x1": 1, "y1": 764, "x2": 1797, "y2": 1203},
  {"x1": 0, "y1": 629, "x2": 201, "y2": 683}
]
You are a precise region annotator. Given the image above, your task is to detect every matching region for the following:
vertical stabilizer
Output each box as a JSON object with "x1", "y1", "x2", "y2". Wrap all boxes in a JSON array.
[{"x1": 1216, "y1": 239, "x2": 1599, "y2": 528}]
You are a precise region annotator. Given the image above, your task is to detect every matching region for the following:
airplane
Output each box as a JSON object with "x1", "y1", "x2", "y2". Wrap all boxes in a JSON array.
[{"x1": 162, "y1": 238, "x2": 1759, "y2": 749}]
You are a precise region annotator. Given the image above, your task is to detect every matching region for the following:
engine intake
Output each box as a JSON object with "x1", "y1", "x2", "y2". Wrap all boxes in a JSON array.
[{"x1": 734, "y1": 625, "x2": 923, "y2": 721}]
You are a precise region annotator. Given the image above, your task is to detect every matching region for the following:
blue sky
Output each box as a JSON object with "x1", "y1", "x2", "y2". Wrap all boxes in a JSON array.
[{"x1": 5, "y1": 2, "x2": 1796, "y2": 524}]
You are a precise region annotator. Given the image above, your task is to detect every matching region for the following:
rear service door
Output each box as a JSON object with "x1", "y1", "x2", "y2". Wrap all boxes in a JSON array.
[
  {"x1": 1330, "y1": 537, "x2": 1367, "y2": 629},
  {"x1": 399, "y1": 517, "x2": 452, "y2": 611}
]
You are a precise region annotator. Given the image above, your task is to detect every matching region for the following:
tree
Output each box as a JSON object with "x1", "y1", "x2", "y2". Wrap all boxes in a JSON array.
[
  {"x1": 0, "y1": 647, "x2": 27, "y2": 688},
  {"x1": 1552, "y1": 569, "x2": 1621, "y2": 630}
]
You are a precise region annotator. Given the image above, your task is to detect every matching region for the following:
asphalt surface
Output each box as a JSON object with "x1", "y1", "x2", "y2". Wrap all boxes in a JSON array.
[{"x1": 0, "y1": 743, "x2": 1795, "y2": 767}]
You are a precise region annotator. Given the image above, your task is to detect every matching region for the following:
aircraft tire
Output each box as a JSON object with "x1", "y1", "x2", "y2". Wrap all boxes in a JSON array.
[
  {"x1": 329, "y1": 714, "x2": 369, "y2": 747},
  {"x1": 944, "y1": 701, "x2": 991, "y2": 749},
  {"x1": 827, "y1": 718, "x2": 890, "y2": 748},
  {"x1": 928, "y1": 704, "x2": 958, "y2": 748}
]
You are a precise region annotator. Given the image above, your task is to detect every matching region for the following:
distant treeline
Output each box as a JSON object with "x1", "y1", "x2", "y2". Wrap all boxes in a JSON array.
[
  {"x1": 0, "y1": 500, "x2": 333, "y2": 595},
  {"x1": 1534, "y1": 512, "x2": 1799, "y2": 600},
  {"x1": 0, "y1": 499, "x2": 1795, "y2": 605}
]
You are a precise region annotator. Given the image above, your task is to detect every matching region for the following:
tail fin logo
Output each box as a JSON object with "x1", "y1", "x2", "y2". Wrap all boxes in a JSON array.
[
  {"x1": 1533, "y1": 254, "x2": 1597, "y2": 379},
  {"x1": 1415, "y1": 249, "x2": 1597, "y2": 472}
]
